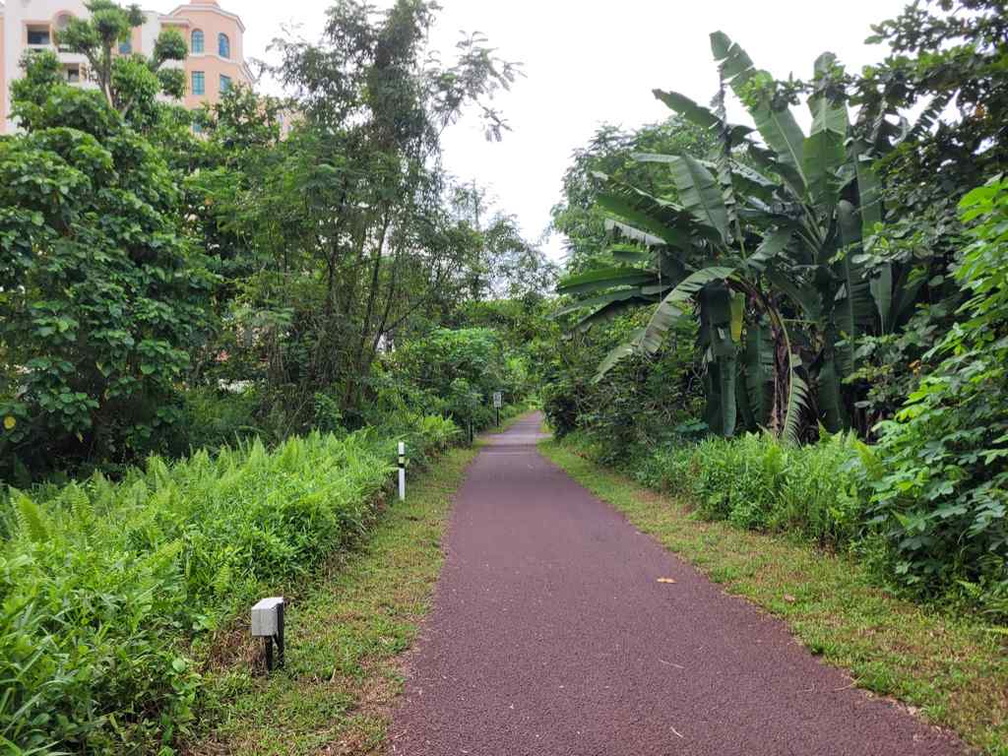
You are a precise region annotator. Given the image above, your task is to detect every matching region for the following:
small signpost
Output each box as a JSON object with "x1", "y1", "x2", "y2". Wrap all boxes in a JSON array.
[
  {"x1": 493, "y1": 391, "x2": 502, "y2": 427},
  {"x1": 251, "y1": 596, "x2": 285, "y2": 672}
]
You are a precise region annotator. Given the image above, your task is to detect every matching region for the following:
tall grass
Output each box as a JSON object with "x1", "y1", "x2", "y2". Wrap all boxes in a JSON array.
[
  {"x1": 0, "y1": 416, "x2": 458, "y2": 754},
  {"x1": 633, "y1": 431, "x2": 870, "y2": 547}
]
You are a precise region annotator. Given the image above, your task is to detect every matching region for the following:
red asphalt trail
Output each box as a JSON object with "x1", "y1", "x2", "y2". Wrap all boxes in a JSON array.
[{"x1": 388, "y1": 414, "x2": 962, "y2": 755}]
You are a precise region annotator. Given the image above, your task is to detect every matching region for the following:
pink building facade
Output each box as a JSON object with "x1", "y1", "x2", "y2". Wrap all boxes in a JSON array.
[{"x1": 0, "y1": 0, "x2": 253, "y2": 132}]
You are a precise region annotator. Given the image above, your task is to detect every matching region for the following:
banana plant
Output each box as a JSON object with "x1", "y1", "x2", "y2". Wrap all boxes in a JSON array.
[{"x1": 557, "y1": 32, "x2": 900, "y2": 440}]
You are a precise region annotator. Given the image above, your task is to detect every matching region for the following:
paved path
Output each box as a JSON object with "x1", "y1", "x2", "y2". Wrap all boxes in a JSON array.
[{"x1": 389, "y1": 414, "x2": 961, "y2": 755}]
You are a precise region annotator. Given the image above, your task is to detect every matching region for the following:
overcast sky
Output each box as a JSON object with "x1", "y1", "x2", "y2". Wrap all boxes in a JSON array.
[{"x1": 184, "y1": 0, "x2": 909, "y2": 259}]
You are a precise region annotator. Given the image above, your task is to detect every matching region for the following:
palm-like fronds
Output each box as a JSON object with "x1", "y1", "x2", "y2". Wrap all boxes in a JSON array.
[{"x1": 555, "y1": 32, "x2": 932, "y2": 441}]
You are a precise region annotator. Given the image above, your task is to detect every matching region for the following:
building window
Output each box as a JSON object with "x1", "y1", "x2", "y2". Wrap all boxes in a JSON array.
[
  {"x1": 119, "y1": 39, "x2": 132, "y2": 55},
  {"x1": 54, "y1": 13, "x2": 73, "y2": 50},
  {"x1": 220, "y1": 75, "x2": 232, "y2": 93},
  {"x1": 65, "y1": 65, "x2": 81, "y2": 83},
  {"x1": 27, "y1": 26, "x2": 51, "y2": 46},
  {"x1": 218, "y1": 33, "x2": 230, "y2": 59},
  {"x1": 191, "y1": 29, "x2": 204, "y2": 53},
  {"x1": 192, "y1": 71, "x2": 205, "y2": 96}
]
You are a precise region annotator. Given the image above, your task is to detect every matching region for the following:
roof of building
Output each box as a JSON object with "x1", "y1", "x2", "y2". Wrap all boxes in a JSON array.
[{"x1": 166, "y1": 1, "x2": 245, "y2": 33}]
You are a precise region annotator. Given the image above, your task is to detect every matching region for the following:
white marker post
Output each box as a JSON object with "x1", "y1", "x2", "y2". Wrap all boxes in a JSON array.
[
  {"x1": 493, "y1": 391, "x2": 503, "y2": 427},
  {"x1": 398, "y1": 441, "x2": 406, "y2": 501},
  {"x1": 251, "y1": 596, "x2": 285, "y2": 672}
]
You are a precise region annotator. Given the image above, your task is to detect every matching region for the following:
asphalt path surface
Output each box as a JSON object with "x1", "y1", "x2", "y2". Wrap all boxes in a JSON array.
[{"x1": 389, "y1": 414, "x2": 962, "y2": 755}]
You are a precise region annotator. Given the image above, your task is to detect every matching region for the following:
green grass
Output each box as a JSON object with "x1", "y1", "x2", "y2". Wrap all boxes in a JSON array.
[
  {"x1": 540, "y1": 438, "x2": 1008, "y2": 755},
  {"x1": 188, "y1": 443, "x2": 481, "y2": 755}
]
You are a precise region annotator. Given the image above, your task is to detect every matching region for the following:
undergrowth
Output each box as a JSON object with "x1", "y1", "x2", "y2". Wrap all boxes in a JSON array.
[{"x1": 0, "y1": 414, "x2": 458, "y2": 754}]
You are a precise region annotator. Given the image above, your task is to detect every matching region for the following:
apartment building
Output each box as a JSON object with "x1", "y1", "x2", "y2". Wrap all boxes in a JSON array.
[{"x1": 0, "y1": 0, "x2": 253, "y2": 131}]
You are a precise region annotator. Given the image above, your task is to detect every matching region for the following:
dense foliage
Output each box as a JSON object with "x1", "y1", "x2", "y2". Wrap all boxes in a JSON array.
[
  {"x1": 1, "y1": 0, "x2": 551, "y2": 481},
  {"x1": 544, "y1": 119, "x2": 710, "y2": 452},
  {"x1": 0, "y1": 52, "x2": 212, "y2": 481},
  {"x1": 867, "y1": 178, "x2": 1007, "y2": 610},
  {"x1": 378, "y1": 327, "x2": 526, "y2": 432}
]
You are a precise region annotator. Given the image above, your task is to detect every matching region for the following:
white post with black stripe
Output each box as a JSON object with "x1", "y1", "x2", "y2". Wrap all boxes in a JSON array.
[{"x1": 397, "y1": 441, "x2": 406, "y2": 501}]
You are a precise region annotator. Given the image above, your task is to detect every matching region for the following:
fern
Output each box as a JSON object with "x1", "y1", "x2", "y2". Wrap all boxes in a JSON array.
[
  {"x1": 139, "y1": 538, "x2": 184, "y2": 576},
  {"x1": 13, "y1": 493, "x2": 48, "y2": 544},
  {"x1": 63, "y1": 482, "x2": 95, "y2": 544}
]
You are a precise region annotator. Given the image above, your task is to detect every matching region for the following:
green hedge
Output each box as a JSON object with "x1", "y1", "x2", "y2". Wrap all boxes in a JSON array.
[{"x1": 0, "y1": 414, "x2": 457, "y2": 754}]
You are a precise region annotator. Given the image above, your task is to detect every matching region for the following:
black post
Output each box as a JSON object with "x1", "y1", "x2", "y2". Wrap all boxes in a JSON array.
[
  {"x1": 262, "y1": 602, "x2": 285, "y2": 673},
  {"x1": 276, "y1": 602, "x2": 285, "y2": 669},
  {"x1": 496, "y1": 406, "x2": 500, "y2": 427}
]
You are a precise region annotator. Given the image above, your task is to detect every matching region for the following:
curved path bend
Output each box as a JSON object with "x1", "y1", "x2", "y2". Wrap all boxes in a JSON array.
[{"x1": 389, "y1": 414, "x2": 961, "y2": 755}]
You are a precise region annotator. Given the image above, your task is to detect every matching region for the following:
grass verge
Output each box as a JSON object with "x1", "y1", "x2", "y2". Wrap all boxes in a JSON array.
[
  {"x1": 539, "y1": 438, "x2": 1007, "y2": 755},
  {"x1": 187, "y1": 442, "x2": 481, "y2": 755}
]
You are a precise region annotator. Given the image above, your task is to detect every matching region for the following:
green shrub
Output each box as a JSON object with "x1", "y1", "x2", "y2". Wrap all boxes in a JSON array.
[
  {"x1": 373, "y1": 327, "x2": 527, "y2": 439},
  {"x1": 540, "y1": 375, "x2": 581, "y2": 438},
  {"x1": 0, "y1": 414, "x2": 454, "y2": 753},
  {"x1": 867, "y1": 178, "x2": 1008, "y2": 614},
  {"x1": 630, "y1": 431, "x2": 869, "y2": 547},
  {"x1": 312, "y1": 389, "x2": 346, "y2": 435},
  {"x1": 169, "y1": 387, "x2": 264, "y2": 455}
]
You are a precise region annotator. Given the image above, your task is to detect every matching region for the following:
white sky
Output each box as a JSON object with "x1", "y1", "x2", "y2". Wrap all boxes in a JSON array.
[{"x1": 175, "y1": 0, "x2": 910, "y2": 259}]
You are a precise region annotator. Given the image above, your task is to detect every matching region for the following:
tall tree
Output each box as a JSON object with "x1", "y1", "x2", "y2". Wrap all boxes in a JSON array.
[
  {"x1": 209, "y1": 0, "x2": 519, "y2": 423},
  {"x1": 0, "y1": 53, "x2": 213, "y2": 478}
]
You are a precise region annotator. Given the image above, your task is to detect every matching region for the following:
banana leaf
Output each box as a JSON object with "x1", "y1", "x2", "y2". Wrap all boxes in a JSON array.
[
  {"x1": 667, "y1": 155, "x2": 730, "y2": 243},
  {"x1": 557, "y1": 266, "x2": 656, "y2": 296},
  {"x1": 711, "y1": 31, "x2": 807, "y2": 196},
  {"x1": 554, "y1": 288, "x2": 655, "y2": 317},
  {"x1": 651, "y1": 89, "x2": 754, "y2": 146},
  {"x1": 744, "y1": 317, "x2": 774, "y2": 427},
  {"x1": 638, "y1": 266, "x2": 736, "y2": 354},
  {"x1": 803, "y1": 53, "x2": 848, "y2": 211}
]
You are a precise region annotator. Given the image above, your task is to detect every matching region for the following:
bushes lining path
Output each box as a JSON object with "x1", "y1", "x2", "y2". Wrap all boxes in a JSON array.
[
  {"x1": 188, "y1": 419, "x2": 535, "y2": 753},
  {"x1": 0, "y1": 417, "x2": 459, "y2": 753}
]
